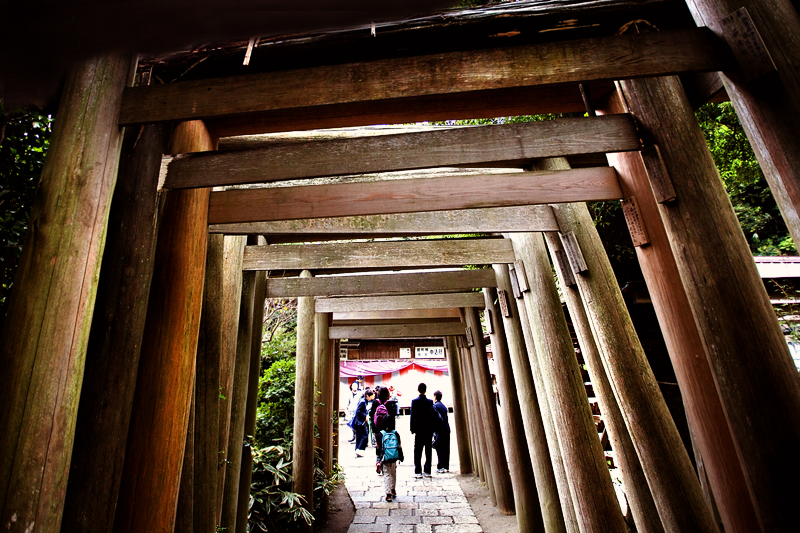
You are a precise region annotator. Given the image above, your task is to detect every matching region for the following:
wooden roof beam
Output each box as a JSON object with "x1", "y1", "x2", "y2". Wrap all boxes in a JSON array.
[
  {"x1": 163, "y1": 114, "x2": 638, "y2": 189},
  {"x1": 266, "y1": 269, "x2": 497, "y2": 298},
  {"x1": 329, "y1": 322, "x2": 467, "y2": 339},
  {"x1": 243, "y1": 238, "x2": 515, "y2": 271},
  {"x1": 207, "y1": 166, "x2": 622, "y2": 224},
  {"x1": 316, "y1": 292, "x2": 484, "y2": 313},
  {"x1": 120, "y1": 28, "x2": 729, "y2": 129},
  {"x1": 333, "y1": 308, "x2": 461, "y2": 322}
]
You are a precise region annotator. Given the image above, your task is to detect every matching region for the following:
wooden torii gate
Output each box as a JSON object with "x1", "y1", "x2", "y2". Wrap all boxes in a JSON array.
[{"x1": 2, "y1": 1, "x2": 800, "y2": 533}]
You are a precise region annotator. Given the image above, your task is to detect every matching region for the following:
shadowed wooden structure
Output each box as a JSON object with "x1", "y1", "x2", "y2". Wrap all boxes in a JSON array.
[{"x1": 1, "y1": 1, "x2": 799, "y2": 532}]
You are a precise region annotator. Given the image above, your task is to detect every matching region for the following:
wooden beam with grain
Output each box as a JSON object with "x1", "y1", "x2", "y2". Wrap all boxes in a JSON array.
[
  {"x1": 207, "y1": 167, "x2": 622, "y2": 224},
  {"x1": 165, "y1": 114, "x2": 637, "y2": 189},
  {"x1": 316, "y1": 292, "x2": 484, "y2": 313},
  {"x1": 329, "y1": 322, "x2": 467, "y2": 339},
  {"x1": 243, "y1": 239, "x2": 516, "y2": 271},
  {"x1": 210, "y1": 205, "x2": 559, "y2": 236},
  {"x1": 119, "y1": 28, "x2": 728, "y2": 126},
  {"x1": 266, "y1": 269, "x2": 497, "y2": 298}
]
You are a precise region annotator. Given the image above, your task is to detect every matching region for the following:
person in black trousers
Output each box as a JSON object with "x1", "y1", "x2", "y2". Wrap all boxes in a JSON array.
[
  {"x1": 432, "y1": 390, "x2": 451, "y2": 473},
  {"x1": 410, "y1": 382, "x2": 434, "y2": 478}
]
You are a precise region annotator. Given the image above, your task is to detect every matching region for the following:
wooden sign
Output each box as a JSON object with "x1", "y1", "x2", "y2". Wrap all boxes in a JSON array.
[
  {"x1": 497, "y1": 289, "x2": 511, "y2": 317},
  {"x1": 465, "y1": 326, "x2": 475, "y2": 347},
  {"x1": 640, "y1": 145, "x2": 676, "y2": 204},
  {"x1": 721, "y1": 7, "x2": 777, "y2": 82},
  {"x1": 508, "y1": 266, "x2": 522, "y2": 299},
  {"x1": 554, "y1": 249, "x2": 577, "y2": 287},
  {"x1": 621, "y1": 196, "x2": 650, "y2": 247},
  {"x1": 484, "y1": 309, "x2": 494, "y2": 334},
  {"x1": 560, "y1": 232, "x2": 588, "y2": 274},
  {"x1": 514, "y1": 260, "x2": 529, "y2": 292}
]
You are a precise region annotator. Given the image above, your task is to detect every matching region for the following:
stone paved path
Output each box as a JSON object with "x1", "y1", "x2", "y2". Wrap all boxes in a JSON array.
[{"x1": 339, "y1": 414, "x2": 483, "y2": 533}]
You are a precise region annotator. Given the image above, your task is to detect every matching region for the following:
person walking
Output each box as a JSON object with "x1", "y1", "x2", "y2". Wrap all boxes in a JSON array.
[
  {"x1": 353, "y1": 388, "x2": 374, "y2": 457},
  {"x1": 410, "y1": 383, "x2": 434, "y2": 478},
  {"x1": 432, "y1": 390, "x2": 451, "y2": 473},
  {"x1": 374, "y1": 387, "x2": 402, "y2": 501},
  {"x1": 345, "y1": 381, "x2": 363, "y2": 443}
]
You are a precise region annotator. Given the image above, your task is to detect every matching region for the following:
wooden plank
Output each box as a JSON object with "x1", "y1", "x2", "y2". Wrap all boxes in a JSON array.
[
  {"x1": 210, "y1": 205, "x2": 559, "y2": 236},
  {"x1": 266, "y1": 270, "x2": 497, "y2": 298},
  {"x1": 317, "y1": 292, "x2": 483, "y2": 313},
  {"x1": 119, "y1": 28, "x2": 728, "y2": 126},
  {"x1": 165, "y1": 114, "x2": 637, "y2": 189},
  {"x1": 329, "y1": 322, "x2": 466, "y2": 339},
  {"x1": 207, "y1": 167, "x2": 622, "y2": 225},
  {"x1": 243, "y1": 239, "x2": 516, "y2": 271},
  {"x1": 333, "y1": 309, "x2": 462, "y2": 321}
]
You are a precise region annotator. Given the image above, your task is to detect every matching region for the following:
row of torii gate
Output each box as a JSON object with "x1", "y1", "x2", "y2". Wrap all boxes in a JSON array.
[{"x1": 2, "y1": 1, "x2": 800, "y2": 533}]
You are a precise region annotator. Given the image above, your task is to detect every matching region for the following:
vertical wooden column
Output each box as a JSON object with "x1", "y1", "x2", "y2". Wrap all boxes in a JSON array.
[
  {"x1": 615, "y1": 74, "x2": 800, "y2": 532},
  {"x1": 61, "y1": 120, "x2": 169, "y2": 533},
  {"x1": 217, "y1": 236, "x2": 246, "y2": 519},
  {"x1": 314, "y1": 312, "x2": 333, "y2": 476},
  {"x1": 293, "y1": 270, "x2": 316, "y2": 530},
  {"x1": 509, "y1": 232, "x2": 627, "y2": 533},
  {"x1": 538, "y1": 229, "x2": 664, "y2": 533},
  {"x1": 549, "y1": 201, "x2": 719, "y2": 532},
  {"x1": 513, "y1": 292, "x2": 580, "y2": 533},
  {"x1": 598, "y1": 88, "x2": 759, "y2": 533},
  {"x1": 483, "y1": 286, "x2": 544, "y2": 532},
  {"x1": 195, "y1": 234, "x2": 225, "y2": 533},
  {"x1": 444, "y1": 336, "x2": 472, "y2": 475},
  {"x1": 684, "y1": 0, "x2": 800, "y2": 246},
  {"x1": 176, "y1": 385, "x2": 196, "y2": 533},
  {"x1": 113, "y1": 119, "x2": 214, "y2": 533},
  {"x1": 456, "y1": 329, "x2": 487, "y2": 487},
  {"x1": 463, "y1": 307, "x2": 515, "y2": 515},
  {"x1": 492, "y1": 264, "x2": 567, "y2": 533},
  {"x1": 220, "y1": 255, "x2": 258, "y2": 530},
  {"x1": 0, "y1": 55, "x2": 130, "y2": 533},
  {"x1": 332, "y1": 340, "x2": 341, "y2": 467}
]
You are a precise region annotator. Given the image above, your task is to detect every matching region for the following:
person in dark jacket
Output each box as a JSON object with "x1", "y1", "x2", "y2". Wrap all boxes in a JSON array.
[
  {"x1": 353, "y1": 388, "x2": 374, "y2": 457},
  {"x1": 410, "y1": 382, "x2": 435, "y2": 477},
  {"x1": 432, "y1": 390, "x2": 451, "y2": 473}
]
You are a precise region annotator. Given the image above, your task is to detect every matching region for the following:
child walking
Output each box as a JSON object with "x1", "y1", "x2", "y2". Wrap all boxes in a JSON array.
[{"x1": 374, "y1": 387, "x2": 403, "y2": 501}]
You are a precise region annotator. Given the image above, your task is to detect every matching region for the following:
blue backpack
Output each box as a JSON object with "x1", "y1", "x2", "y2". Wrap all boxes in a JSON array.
[{"x1": 380, "y1": 430, "x2": 400, "y2": 463}]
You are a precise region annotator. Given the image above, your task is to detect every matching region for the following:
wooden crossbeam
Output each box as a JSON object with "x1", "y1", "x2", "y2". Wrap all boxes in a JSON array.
[
  {"x1": 210, "y1": 205, "x2": 559, "y2": 236},
  {"x1": 243, "y1": 238, "x2": 515, "y2": 271},
  {"x1": 208, "y1": 167, "x2": 621, "y2": 224},
  {"x1": 316, "y1": 292, "x2": 484, "y2": 313},
  {"x1": 329, "y1": 322, "x2": 467, "y2": 339},
  {"x1": 266, "y1": 270, "x2": 496, "y2": 297},
  {"x1": 164, "y1": 114, "x2": 637, "y2": 189},
  {"x1": 333, "y1": 309, "x2": 462, "y2": 323},
  {"x1": 120, "y1": 28, "x2": 727, "y2": 127}
]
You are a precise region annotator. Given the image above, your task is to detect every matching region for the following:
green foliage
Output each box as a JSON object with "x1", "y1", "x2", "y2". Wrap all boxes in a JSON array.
[
  {"x1": 249, "y1": 446, "x2": 314, "y2": 532},
  {"x1": 256, "y1": 358, "x2": 297, "y2": 445},
  {"x1": 0, "y1": 111, "x2": 53, "y2": 321},
  {"x1": 696, "y1": 102, "x2": 795, "y2": 255}
]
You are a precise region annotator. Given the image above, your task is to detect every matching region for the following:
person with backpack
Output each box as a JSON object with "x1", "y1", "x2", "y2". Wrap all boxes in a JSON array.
[
  {"x1": 410, "y1": 382, "x2": 435, "y2": 478},
  {"x1": 374, "y1": 387, "x2": 403, "y2": 501},
  {"x1": 432, "y1": 390, "x2": 451, "y2": 473}
]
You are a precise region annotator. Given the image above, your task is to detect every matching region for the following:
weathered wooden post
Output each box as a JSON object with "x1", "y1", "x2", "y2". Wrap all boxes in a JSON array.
[
  {"x1": 492, "y1": 263, "x2": 567, "y2": 533},
  {"x1": 549, "y1": 200, "x2": 719, "y2": 533},
  {"x1": 332, "y1": 339, "x2": 341, "y2": 467},
  {"x1": 217, "y1": 236, "x2": 247, "y2": 519},
  {"x1": 483, "y1": 286, "x2": 545, "y2": 532},
  {"x1": 684, "y1": 0, "x2": 800, "y2": 246},
  {"x1": 176, "y1": 385, "x2": 196, "y2": 533},
  {"x1": 457, "y1": 330, "x2": 487, "y2": 486},
  {"x1": 220, "y1": 252, "x2": 258, "y2": 530},
  {"x1": 314, "y1": 312, "x2": 333, "y2": 476},
  {"x1": 0, "y1": 54, "x2": 131, "y2": 533},
  {"x1": 61, "y1": 120, "x2": 169, "y2": 533},
  {"x1": 195, "y1": 234, "x2": 225, "y2": 532},
  {"x1": 293, "y1": 270, "x2": 316, "y2": 530},
  {"x1": 613, "y1": 73, "x2": 799, "y2": 532},
  {"x1": 113, "y1": 119, "x2": 215, "y2": 533},
  {"x1": 463, "y1": 306, "x2": 515, "y2": 515},
  {"x1": 597, "y1": 87, "x2": 760, "y2": 533},
  {"x1": 509, "y1": 232, "x2": 627, "y2": 533},
  {"x1": 513, "y1": 292, "x2": 580, "y2": 533},
  {"x1": 536, "y1": 228, "x2": 664, "y2": 533},
  {"x1": 444, "y1": 335, "x2": 472, "y2": 475}
]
